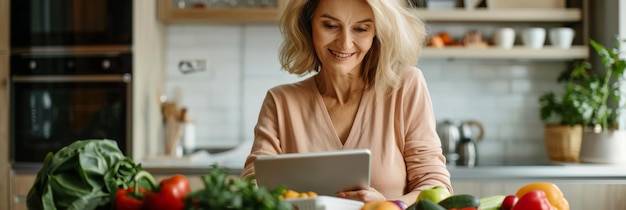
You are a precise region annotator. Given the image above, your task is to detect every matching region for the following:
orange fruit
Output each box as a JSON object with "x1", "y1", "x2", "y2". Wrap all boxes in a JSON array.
[{"x1": 361, "y1": 201, "x2": 401, "y2": 210}]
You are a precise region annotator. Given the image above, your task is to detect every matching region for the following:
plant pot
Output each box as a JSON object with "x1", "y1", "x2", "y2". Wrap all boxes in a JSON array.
[
  {"x1": 543, "y1": 124, "x2": 582, "y2": 162},
  {"x1": 579, "y1": 130, "x2": 626, "y2": 164}
]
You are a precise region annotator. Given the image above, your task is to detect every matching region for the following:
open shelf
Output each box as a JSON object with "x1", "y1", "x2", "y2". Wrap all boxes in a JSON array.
[
  {"x1": 421, "y1": 45, "x2": 589, "y2": 60},
  {"x1": 415, "y1": 8, "x2": 582, "y2": 22},
  {"x1": 159, "y1": 7, "x2": 280, "y2": 23},
  {"x1": 157, "y1": 0, "x2": 284, "y2": 23}
]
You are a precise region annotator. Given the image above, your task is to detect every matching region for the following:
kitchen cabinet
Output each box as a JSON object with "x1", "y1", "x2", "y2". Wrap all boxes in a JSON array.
[
  {"x1": 1, "y1": 0, "x2": 10, "y2": 209},
  {"x1": 157, "y1": 0, "x2": 289, "y2": 23},
  {"x1": 1, "y1": 54, "x2": 10, "y2": 210},
  {"x1": 0, "y1": 0, "x2": 7, "y2": 53},
  {"x1": 452, "y1": 180, "x2": 626, "y2": 209},
  {"x1": 11, "y1": 174, "x2": 35, "y2": 210},
  {"x1": 418, "y1": 0, "x2": 589, "y2": 60}
]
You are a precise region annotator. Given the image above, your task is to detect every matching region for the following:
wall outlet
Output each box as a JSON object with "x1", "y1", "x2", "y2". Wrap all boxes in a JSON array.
[{"x1": 178, "y1": 59, "x2": 207, "y2": 74}]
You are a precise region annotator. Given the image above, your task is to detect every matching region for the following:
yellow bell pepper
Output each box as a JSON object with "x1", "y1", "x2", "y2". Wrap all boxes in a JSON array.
[{"x1": 515, "y1": 182, "x2": 569, "y2": 210}]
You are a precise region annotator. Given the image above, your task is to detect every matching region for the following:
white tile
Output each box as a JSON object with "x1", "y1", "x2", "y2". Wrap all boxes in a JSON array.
[
  {"x1": 510, "y1": 79, "x2": 533, "y2": 93},
  {"x1": 162, "y1": 24, "x2": 580, "y2": 162},
  {"x1": 503, "y1": 140, "x2": 550, "y2": 164},
  {"x1": 476, "y1": 140, "x2": 505, "y2": 166}
]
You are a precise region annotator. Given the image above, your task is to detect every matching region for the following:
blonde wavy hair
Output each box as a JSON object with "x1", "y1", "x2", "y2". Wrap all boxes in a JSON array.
[{"x1": 279, "y1": 0, "x2": 426, "y2": 93}]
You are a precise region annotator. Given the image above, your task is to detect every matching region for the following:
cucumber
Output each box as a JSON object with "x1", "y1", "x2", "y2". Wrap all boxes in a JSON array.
[
  {"x1": 438, "y1": 194, "x2": 480, "y2": 209},
  {"x1": 479, "y1": 195, "x2": 506, "y2": 210},
  {"x1": 406, "y1": 199, "x2": 446, "y2": 210}
]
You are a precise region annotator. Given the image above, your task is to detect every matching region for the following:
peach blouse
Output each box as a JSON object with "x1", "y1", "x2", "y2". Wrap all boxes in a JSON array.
[{"x1": 241, "y1": 67, "x2": 452, "y2": 198}]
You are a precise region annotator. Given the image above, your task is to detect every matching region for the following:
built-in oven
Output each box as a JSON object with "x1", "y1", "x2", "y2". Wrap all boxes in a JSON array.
[
  {"x1": 10, "y1": 0, "x2": 132, "y2": 49},
  {"x1": 10, "y1": 52, "x2": 132, "y2": 163}
]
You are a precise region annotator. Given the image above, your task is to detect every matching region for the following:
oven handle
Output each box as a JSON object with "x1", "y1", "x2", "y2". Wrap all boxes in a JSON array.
[{"x1": 11, "y1": 74, "x2": 132, "y2": 83}]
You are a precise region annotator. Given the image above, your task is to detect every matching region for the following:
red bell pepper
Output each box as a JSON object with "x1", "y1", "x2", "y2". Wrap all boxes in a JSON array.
[
  {"x1": 142, "y1": 174, "x2": 191, "y2": 210},
  {"x1": 115, "y1": 170, "x2": 158, "y2": 210},
  {"x1": 512, "y1": 190, "x2": 555, "y2": 210},
  {"x1": 115, "y1": 187, "x2": 148, "y2": 210}
]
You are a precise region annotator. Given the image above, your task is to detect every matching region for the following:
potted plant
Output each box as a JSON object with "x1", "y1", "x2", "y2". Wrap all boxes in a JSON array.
[
  {"x1": 539, "y1": 36, "x2": 626, "y2": 163},
  {"x1": 574, "y1": 37, "x2": 626, "y2": 163},
  {"x1": 538, "y1": 61, "x2": 588, "y2": 162}
]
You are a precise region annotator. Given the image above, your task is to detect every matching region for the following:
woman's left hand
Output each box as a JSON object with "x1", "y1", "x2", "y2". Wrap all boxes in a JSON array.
[{"x1": 336, "y1": 187, "x2": 386, "y2": 202}]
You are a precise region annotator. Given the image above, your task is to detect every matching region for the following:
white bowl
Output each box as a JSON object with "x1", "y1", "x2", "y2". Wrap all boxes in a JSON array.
[{"x1": 285, "y1": 196, "x2": 364, "y2": 210}]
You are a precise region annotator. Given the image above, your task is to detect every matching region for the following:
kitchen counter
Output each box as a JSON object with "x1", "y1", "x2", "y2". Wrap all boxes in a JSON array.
[
  {"x1": 137, "y1": 163, "x2": 626, "y2": 182},
  {"x1": 447, "y1": 164, "x2": 626, "y2": 183},
  {"x1": 12, "y1": 140, "x2": 626, "y2": 183},
  {"x1": 13, "y1": 159, "x2": 626, "y2": 184}
]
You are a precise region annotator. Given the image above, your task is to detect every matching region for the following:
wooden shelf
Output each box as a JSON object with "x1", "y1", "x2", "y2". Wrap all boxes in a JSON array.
[
  {"x1": 421, "y1": 46, "x2": 589, "y2": 60},
  {"x1": 158, "y1": 0, "x2": 284, "y2": 23},
  {"x1": 415, "y1": 8, "x2": 582, "y2": 22},
  {"x1": 159, "y1": 7, "x2": 280, "y2": 23}
]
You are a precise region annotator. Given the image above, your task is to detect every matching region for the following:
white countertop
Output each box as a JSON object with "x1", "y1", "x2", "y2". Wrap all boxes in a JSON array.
[
  {"x1": 447, "y1": 164, "x2": 626, "y2": 183},
  {"x1": 136, "y1": 141, "x2": 626, "y2": 182}
]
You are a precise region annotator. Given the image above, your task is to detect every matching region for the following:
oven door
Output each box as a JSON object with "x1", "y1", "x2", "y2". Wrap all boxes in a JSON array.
[
  {"x1": 10, "y1": 0, "x2": 132, "y2": 48},
  {"x1": 10, "y1": 75, "x2": 131, "y2": 163}
]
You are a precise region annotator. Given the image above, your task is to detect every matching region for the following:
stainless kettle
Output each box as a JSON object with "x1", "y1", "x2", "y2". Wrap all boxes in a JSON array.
[
  {"x1": 437, "y1": 120, "x2": 484, "y2": 167},
  {"x1": 436, "y1": 120, "x2": 461, "y2": 166}
]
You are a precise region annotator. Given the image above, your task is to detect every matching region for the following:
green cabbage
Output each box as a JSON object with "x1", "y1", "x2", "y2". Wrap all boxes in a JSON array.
[{"x1": 26, "y1": 139, "x2": 145, "y2": 210}]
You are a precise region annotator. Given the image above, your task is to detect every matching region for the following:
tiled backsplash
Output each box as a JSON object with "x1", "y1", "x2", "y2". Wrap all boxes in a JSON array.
[{"x1": 165, "y1": 24, "x2": 567, "y2": 165}]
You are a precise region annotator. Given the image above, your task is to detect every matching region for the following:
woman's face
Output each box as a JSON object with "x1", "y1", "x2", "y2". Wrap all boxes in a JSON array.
[{"x1": 311, "y1": 0, "x2": 376, "y2": 76}]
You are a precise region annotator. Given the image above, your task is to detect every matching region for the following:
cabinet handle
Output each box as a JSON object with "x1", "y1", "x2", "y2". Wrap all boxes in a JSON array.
[{"x1": 13, "y1": 195, "x2": 27, "y2": 203}]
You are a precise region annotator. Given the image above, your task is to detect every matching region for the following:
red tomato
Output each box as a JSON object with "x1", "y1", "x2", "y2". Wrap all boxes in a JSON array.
[
  {"x1": 501, "y1": 195, "x2": 518, "y2": 210},
  {"x1": 141, "y1": 174, "x2": 191, "y2": 210}
]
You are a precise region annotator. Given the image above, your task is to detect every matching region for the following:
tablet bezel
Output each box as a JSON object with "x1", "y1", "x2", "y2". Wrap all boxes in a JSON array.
[{"x1": 253, "y1": 149, "x2": 371, "y2": 196}]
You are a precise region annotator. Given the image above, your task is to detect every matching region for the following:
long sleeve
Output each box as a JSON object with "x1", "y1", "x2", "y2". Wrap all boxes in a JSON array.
[
  {"x1": 401, "y1": 67, "x2": 453, "y2": 193},
  {"x1": 241, "y1": 91, "x2": 283, "y2": 179}
]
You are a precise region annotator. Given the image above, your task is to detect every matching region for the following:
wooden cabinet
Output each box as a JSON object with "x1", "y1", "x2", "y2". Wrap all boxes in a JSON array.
[
  {"x1": 1, "y1": 53, "x2": 10, "y2": 210},
  {"x1": 157, "y1": 0, "x2": 289, "y2": 23},
  {"x1": 452, "y1": 180, "x2": 626, "y2": 209},
  {"x1": 418, "y1": 0, "x2": 589, "y2": 60},
  {"x1": 1, "y1": 0, "x2": 10, "y2": 209},
  {"x1": 0, "y1": 0, "x2": 7, "y2": 53},
  {"x1": 11, "y1": 174, "x2": 36, "y2": 210}
]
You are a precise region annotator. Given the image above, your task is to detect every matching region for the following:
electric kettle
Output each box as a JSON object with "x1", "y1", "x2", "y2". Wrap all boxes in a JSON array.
[
  {"x1": 437, "y1": 119, "x2": 484, "y2": 167},
  {"x1": 457, "y1": 120, "x2": 484, "y2": 167},
  {"x1": 436, "y1": 120, "x2": 461, "y2": 166}
]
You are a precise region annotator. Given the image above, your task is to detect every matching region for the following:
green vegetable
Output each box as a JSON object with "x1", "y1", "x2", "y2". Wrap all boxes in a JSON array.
[
  {"x1": 406, "y1": 199, "x2": 445, "y2": 210},
  {"x1": 438, "y1": 194, "x2": 480, "y2": 209},
  {"x1": 478, "y1": 195, "x2": 506, "y2": 210},
  {"x1": 184, "y1": 165, "x2": 293, "y2": 210},
  {"x1": 27, "y1": 139, "x2": 150, "y2": 210}
]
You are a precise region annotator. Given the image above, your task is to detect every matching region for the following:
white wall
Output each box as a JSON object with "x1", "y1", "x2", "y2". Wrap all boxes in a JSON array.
[{"x1": 164, "y1": 24, "x2": 569, "y2": 165}]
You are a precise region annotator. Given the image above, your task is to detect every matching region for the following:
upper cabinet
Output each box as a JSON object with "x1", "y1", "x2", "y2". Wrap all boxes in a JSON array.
[
  {"x1": 417, "y1": 0, "x2": 589, "y2": 60},
  {"x1": 0, "y1": 0, "x2": 8, "y2": 53},
  {"x1": 157, "y1": 0, "x2": 289, "y2": 23}
]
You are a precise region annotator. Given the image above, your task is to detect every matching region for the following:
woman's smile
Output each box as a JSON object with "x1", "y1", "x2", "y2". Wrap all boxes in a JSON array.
[{"x1": 329, "y1": 49, "x2": 355, "y2": 60}]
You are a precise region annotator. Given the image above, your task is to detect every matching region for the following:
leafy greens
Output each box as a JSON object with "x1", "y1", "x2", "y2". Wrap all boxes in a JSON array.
[{"x1": 27, "y1": 139, "x2": 148, "y2": 210}]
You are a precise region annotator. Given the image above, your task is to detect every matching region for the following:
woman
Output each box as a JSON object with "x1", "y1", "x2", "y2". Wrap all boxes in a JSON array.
[{"x1": 241, "y1": 0, "x2": 452, "y2": 204}]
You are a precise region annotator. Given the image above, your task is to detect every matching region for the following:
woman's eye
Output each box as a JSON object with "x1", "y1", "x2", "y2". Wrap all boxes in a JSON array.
[
  {"x1": 324, "y1": 23, "x2": 339, "y2": 29},
  {"x1": 354, "y1": 28, "x2": 368, "y2": 32}
]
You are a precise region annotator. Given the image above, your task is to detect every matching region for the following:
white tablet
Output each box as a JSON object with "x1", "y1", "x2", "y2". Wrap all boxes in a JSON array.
[{"x1": 254, "y1": 149, "x2": 371, "y2": 196}]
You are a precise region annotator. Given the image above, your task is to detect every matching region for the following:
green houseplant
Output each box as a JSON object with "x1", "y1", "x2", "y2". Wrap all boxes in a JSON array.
[
  {"x1": 538, "y1": 61, "x2": 588, "y2": 162},
  {"x1": 539, "y1": 36, "x2": 626, "y2": 163},
  {"x1": 575, "y1": 37, "x2": 626, "y2": 163}
]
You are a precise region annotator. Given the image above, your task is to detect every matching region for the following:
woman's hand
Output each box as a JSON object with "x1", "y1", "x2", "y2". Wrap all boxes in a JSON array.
[{"x1": 336, "y1": 187, "x2": 386, "y2": 202}]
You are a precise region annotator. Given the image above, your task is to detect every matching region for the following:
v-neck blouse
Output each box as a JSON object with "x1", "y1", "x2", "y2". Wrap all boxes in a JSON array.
[
  {"x1": 313, "y1": 77, "x2": 369, "y2": 146},
  {"x1": 241, "y1": 67, "x2": 452, "y2": 199}
]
